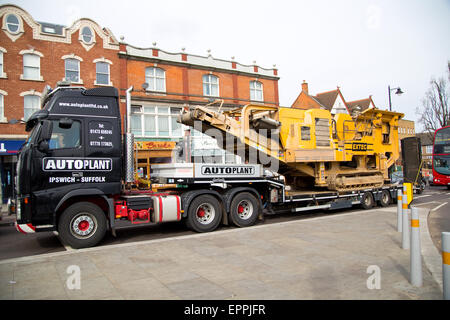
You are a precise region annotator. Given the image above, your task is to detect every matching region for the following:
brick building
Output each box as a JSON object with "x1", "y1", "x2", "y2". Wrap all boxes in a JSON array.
[
  {"x1": 398, "y1": 119, "x2": 416, "y2": 141},
  {"x1": 346, "y1": 96, "x2": 376, "y2": 114},
  {"x1": 291, "y1": 81, "x2": 366, "y2": 115},
  {"x1": 119, "y1": 44, "x2": 279, "y2": 177},
  {"x1": 0, "y1": 4, "x2": 120, "y2": 202},
  {"x1": 0, "y1": 4, "x2": 280, "y2": 199}
]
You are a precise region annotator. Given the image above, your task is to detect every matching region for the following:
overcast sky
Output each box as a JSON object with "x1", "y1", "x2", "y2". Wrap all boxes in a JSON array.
[{"x1": 4, "y1": 0, "x2": 450, "y2": 131}]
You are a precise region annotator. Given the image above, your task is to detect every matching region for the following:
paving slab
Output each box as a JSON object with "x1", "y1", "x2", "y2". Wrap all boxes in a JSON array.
[{"x1": 0, "y1": 207, "x2": 443, "y2": 300}]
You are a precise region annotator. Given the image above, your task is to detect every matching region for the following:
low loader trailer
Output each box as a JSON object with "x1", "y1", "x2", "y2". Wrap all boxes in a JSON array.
[{"x1": 15, "y1": 85, "x2": 399, "y2": 248}]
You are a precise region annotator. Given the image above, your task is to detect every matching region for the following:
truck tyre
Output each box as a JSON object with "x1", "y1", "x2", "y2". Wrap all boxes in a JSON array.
[
  {"x1": 58, "y1": 202, "x2": 107, "y2": 249},
  {"x1": 229, "y1": 192, "x2": 259, "y2": 227},
  {"x1": 361, "y1": 192, "x2": 374, "y2": 210},
  {"x1": 379, "y1": 190, "x2": 391, "y2": 207},
  {"x1": 186, "y1": 194, "x2": 222, "y2": 233}
]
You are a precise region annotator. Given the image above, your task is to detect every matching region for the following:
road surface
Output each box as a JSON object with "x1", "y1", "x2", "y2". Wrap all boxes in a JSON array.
[{"x1": 0, "y1": 185, "x2": 448, "y2": 261}]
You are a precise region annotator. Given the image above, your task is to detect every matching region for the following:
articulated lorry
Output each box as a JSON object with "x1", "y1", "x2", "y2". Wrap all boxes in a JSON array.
[{"x1": 15, "y1": 85, "x2": 402, "y2": 248}]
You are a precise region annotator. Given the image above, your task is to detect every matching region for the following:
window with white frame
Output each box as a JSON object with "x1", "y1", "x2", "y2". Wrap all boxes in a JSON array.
[
  {"x1": 96, "y1": 62, "x2": 110, "y2": 85},
  {"x1": 23, "y1": 54, "x2": 41, "y2": 80},
  {"x1": 0, "y1": 94, "x2": 4, "y2": 121},
  {"x1": 65, "y1": 58, "x2": 80, "y2": 83},
  {"x1": 81, "y1": 26, "x2": 93, "y2": 44},
  {"x1": 202, "y1": 74, "x2": 219, "y2": 97},
  {"x1": 145, "y1": 67, "x2": 166, "y2": 92},
  {"x1": 250, "y1": 80, "x2": 263, "y2": 101},
  {"x1": 0, "y1": 51, "x2": 3, "y2": 76},
  {"x1": 5, "y1": 14, "x2": 20, "y2": 34},
  {"x1": 23, "y1": 95, "x2": 40, "y2": 121},
  {"x1": 131, "y1": 105, "x2": 183, "y2": 137}
]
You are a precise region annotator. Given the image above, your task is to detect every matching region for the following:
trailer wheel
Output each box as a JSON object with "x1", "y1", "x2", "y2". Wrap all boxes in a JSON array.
[
  {"x1": 186, "y1": 194, "x2": 222, "y2": 233},
  {"x1": 58, "y1": 202, "x2": 107, "y2": 249},
  {"x1": 379, "y1": 190, "x2": 392, "y2": 207},
  {"x1": 361, "y1": 192, "x2": 374, "y2": 210},
  {"x1": 229, "y1": 192, "x2": 259, "y2": 227}
]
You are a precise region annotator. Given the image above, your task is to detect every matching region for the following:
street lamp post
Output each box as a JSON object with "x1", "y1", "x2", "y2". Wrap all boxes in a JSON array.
[{"x1": 388, "y1": 85, "x2": 404, "y2": 111}]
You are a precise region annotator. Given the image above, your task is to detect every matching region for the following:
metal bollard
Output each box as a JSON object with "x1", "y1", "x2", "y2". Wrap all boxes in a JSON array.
[
  {"x1": 402, "y1": 185, "x2": 410, "y2": 250},
  {"x1": 397, "y1": 189, "x2": 402, "y2": 232},
  {"x1": 410, "y1": 207, "x2": 422, "y2": 286},
  {"x1": 442, "y1": 232, "x2": 450, "y2": 300}
]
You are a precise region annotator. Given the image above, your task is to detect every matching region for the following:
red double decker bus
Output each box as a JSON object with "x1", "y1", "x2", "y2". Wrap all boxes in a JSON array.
[{"x1": 432, "y1": 125, "x2": 450, "y2": 188}]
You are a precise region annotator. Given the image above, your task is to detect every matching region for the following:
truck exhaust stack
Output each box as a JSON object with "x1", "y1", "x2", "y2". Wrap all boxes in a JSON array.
[{"x1": 125, "y1": 86, "x2": 134, "y2": 184}]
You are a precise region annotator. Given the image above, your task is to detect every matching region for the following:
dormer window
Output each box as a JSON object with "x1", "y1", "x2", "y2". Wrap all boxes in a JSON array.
[
  {"x1": 81, "y1": 27, "x2": 93, "y2": 44},
  {"x1": 43, "y1": 26, "x2": 55, "y2": 34},
  {"x1": 5, "y1": 14, "x2": 20, "y2": 33}
]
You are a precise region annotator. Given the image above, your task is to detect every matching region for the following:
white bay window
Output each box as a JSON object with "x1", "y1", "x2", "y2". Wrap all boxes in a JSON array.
[{"x1": 131, "y1": 105, "x2": 183, "y2": 138}]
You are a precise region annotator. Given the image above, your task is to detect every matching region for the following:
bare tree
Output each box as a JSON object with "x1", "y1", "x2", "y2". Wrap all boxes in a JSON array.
[{"x1": 417, "y1": 65, "x2": 450, "y2": 140}]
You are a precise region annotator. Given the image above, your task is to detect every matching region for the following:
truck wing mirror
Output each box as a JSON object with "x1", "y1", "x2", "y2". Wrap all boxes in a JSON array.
[
  {"x1": 38, "y1": 140, "x2": 50, "y2": 153},
  {"x1": 40, "y1": 120, "x2": 53, "y2": 141},
  {"x1": 25, "y1": 110, "x2": 49, "y2": 132},
  {"x1": 37, "y1": 120, "x2": 53, "y2": 153},
  {"x1": 59, "y1": 118, "x2": 73, "y2": 129}
]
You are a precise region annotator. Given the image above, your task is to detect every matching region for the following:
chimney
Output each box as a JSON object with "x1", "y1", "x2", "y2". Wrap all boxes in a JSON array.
[{"x1": 301, "y1": 80, "x2": 308, "y2": 94}]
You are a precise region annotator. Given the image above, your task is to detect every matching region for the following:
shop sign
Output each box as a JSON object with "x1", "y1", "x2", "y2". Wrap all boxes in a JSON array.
[
  {"x1": 135, "y1": 141, "x2": 176, "y2": 150},
  {"x1": 0, "y1": 140, "x2": 26, "y2": 155}
]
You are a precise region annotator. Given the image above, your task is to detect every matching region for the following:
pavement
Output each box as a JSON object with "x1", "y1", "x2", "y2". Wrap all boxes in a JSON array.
[{"x1": 0, "y1": 206, "x2": 444, "y2": 300}]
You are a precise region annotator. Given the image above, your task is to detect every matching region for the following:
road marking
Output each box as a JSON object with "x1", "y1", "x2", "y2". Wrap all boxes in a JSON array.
[
  {"x1": 415, "y1": 195, "x2": 431, "y2": 199},
  {"x1": 431, "y1": 202, "x2": 449, "y2": 212},
  {"x1": 413, "y1": 201, "x2": 439, "y2": 207}
]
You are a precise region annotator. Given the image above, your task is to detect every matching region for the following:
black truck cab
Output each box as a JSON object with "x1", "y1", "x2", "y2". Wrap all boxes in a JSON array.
[{"x1": 16, "y1": 86, "x2": 122, "y2": 233}]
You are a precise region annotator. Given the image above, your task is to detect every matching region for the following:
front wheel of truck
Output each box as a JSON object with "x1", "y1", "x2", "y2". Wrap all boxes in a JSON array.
[{"x1": 58, "y1": 202, "x2": 107, "y2": 249}]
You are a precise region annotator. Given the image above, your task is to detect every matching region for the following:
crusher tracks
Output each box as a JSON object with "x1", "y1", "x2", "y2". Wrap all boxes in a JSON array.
[{"x1": 327, "y1": 172, "x2": 384, "y2": 192}]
